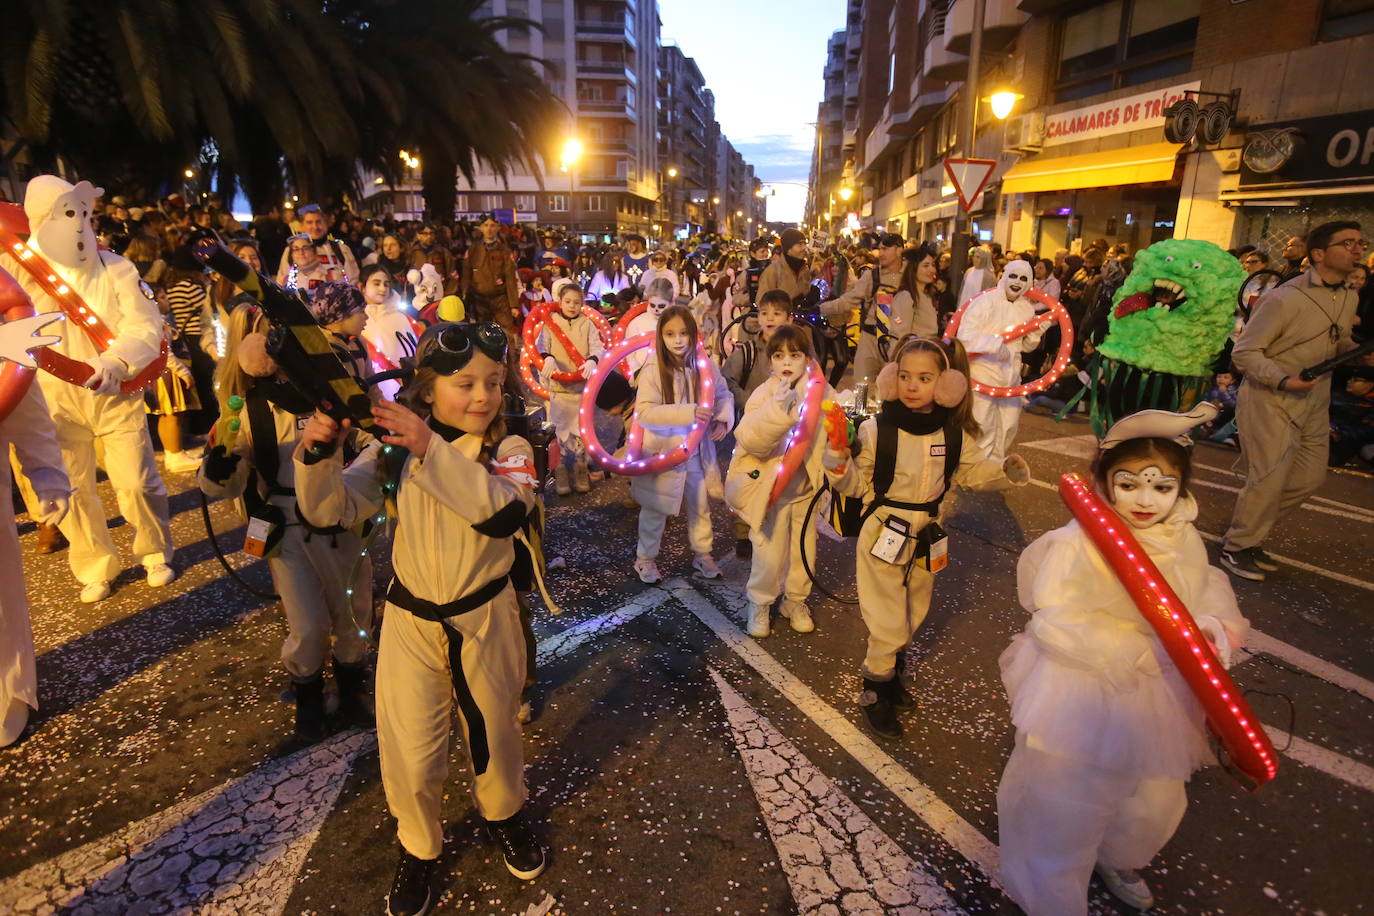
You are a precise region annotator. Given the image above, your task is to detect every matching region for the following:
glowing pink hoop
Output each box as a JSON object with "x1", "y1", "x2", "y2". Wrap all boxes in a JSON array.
[
  {"x1": 0, "y1": 266, "x2": 38, "y2": 424},
  {"x1": 578, "y1": 331, "x2": 716, "y2": 476},
  {"x1": 767, "y1": 360, "x2": 826, "y2": 506},
  {"x1": 1059, "y1": 473, "x2": 1278, "y2": 789},
  {"x1": 519, "y1": 302, "x2": 613, "y2": 400},
  {"x1": 945, "y1": 286, "x2": 1073, "y2": 399},
  {"x1": 611, "y1": 301, "x2": 648, "y2": 348}
]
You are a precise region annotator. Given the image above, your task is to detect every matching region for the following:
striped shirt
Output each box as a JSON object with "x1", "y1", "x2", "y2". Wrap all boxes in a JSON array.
[{"x1": 166, "y1": 280, "x2": 208, "y2": 337}]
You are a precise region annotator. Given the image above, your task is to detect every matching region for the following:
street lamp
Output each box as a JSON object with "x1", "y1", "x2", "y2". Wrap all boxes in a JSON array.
[
  {"x1": 711, "y1": 196, "x2": 720, "y2": 205},
  {"x1": 183, "y1": 168, "x2": 195, "y2": 179},
  {"x1": 667, "y1": 166, "x2": 678, "y2": 178},
  {"x1": 838, "y1": 186, "x2": 854, "y2": 202},
  {"x1": 560, "y1": 137, "x2": 582, "y2": 230},
  {"x1": 985, "y1": 90, "x2": 1025, "y2": 121}
]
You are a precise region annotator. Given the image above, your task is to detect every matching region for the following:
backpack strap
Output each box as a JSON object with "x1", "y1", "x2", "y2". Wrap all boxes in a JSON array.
[
  {"x1": 246, "y1": 393, "x2": 289, "y2": 500},
  {"x1": 859, "y1": 416, "x2": 963, "y2": 527},
  {"x1": 739, "y1": 340, "x2": 757, "y2": 387}
]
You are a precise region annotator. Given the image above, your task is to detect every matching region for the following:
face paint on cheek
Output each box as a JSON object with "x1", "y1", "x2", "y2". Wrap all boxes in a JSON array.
[{"x1": 1111, "y1": 465, "x2": 1180, "y2": 528}]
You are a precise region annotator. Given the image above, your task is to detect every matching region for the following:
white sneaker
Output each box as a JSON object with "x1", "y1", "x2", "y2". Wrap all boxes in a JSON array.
[
  {"x1": 163, "y1": 450, "x2": 202, "y2": 473},
  {"x1": 1095, "y1": 865, "x2": 1154, "y2": 910},
  {"x1": 692, "y1": 554, "x2": 722, "y2": 579},
  {"x1": 633, "y1": 557, "x2": 662, "y2": 584},
  {"x1": 781, "y1": 598, "x2": 815, "y2": 633},
  {"x1": 145, "y1": 563, "x2": 176, "y2": 588},
  {"x1": 80, "y1": 581, "x2": 112, "y2": 603},
  {"x1": 746, "y1": 602, "x2": 770, "y2": 638}
]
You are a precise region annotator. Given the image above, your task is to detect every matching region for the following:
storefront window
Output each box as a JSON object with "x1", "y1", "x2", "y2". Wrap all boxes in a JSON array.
[{"x1": 1056, "y1": 0, "x2": 1200, "y2": 103}]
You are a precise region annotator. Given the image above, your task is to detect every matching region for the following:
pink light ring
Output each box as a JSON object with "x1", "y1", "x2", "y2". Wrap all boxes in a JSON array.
[
  {"x1": 578, "y1": 331, "x2": 714, "y2": 476},
  {"x1": 1057, "y1": 472, "x2": 1279, "y2": 789},
  {"x1": 610, "y1": 301, "x2": 649, "y2": 348},
  {"x1": 767, "y1": 360, "x2": 826, "y2": 507},
  {"x1": 518, "y1": 347, "x2": 552, "y2": 400},
  {"x1": 521, "y1": 303, "x2": 584, "y2": 384},
  {"x1": 948, "y1": 287, "x2": 1074, "y2": 400}
]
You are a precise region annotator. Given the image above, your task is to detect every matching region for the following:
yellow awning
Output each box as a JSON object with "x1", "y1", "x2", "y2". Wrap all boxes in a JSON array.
[{"x1": 1000, "y1": 143, "x2": 1183, "y2": 195}]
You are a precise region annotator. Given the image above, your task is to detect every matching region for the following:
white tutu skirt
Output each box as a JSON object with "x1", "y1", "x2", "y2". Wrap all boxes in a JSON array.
[{"x1": 999, "y1": 613, "x2": 1215, "y2": 782}]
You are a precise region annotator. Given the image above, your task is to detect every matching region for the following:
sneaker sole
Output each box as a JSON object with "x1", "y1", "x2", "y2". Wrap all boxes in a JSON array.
[
  {"x1": 503, "y1": 851, "x2": 546, "y2": 881},
  {"x1": 1254, "y1": 557, "x2": 1280, "y2": 572},
  {"x1": 387, "y1": 888, "x2": 432, "y2": 916},
  {"x1": 1220, "y1": 558, "x2": 1265, "y2": 581}
]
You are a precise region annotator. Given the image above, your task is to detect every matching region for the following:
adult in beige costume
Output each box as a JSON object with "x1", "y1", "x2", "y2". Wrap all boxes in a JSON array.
[{"x1": 1220, "y1": 221, "x2": 1362, "y2": 581}]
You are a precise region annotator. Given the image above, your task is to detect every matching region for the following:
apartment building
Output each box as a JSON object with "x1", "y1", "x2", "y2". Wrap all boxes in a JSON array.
[
  {"x1": 806, "y1": 29, "x2": 851, "y2": 236},
  {"x1": 829, "y1": 0, "x2": 1374, "y2": 256},
  {"x1": 657, "y1": 44, "x2": 713, "y2": 232},
  {"x1": 361, "y1": 0, "x2": 661, "y2": 240}
]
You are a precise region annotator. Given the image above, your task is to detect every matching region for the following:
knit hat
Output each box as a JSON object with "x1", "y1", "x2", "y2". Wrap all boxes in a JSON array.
[
  {"x1": 595, "y1": 369, "x2": 634, "y2": 411},
  {"x1": 308, "y1": 281, "x2": 366, "y2": 326},
  {"x1": 779, "y1": 228, "x2": 806, "y2": 253}
]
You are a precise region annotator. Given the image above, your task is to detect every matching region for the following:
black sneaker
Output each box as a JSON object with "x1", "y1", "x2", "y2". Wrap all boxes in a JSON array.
[
  {"x1": 387, "y1": 849, "x2": 436, "y2": 916},
  {"x1": 735, "y1": 538, "x2": 753, "y2": 559},
  {"x1": 1252, "y1": 548, "x2": 1280, "y2": 571},
  {"x1": 1220, "y1": 547, "x2": 1266, "y2": 581},
  {"x1": 486, "y1": 812, "x2": 546, "y2": 880}
]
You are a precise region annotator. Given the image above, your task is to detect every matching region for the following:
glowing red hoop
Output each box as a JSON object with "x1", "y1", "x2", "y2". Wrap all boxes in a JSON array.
[
  {"x1": 1059, "y1": 473, "x2": 1278, "y2": 789},
  {"x1": 611, "y1": 301, "x2": 648, "y2": 348},
  {"x1": 519, "y1": 302, "x2": 613, "y2": 400},
  {"x1": 577, "y1": 331, "x2": 716, "y2": 476},
  {"x1": 767, "y1": 360, "x2": 826, "y2": 506},
  {"x1": 945, "y1": 286, "x2": 1072, "y2": 399}
]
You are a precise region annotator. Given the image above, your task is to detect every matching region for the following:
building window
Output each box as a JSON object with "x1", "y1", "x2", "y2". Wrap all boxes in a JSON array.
[
  {"x1": 484, "y1": 194, "x2": 503, "y2": 211},
  {"x1": 1055, "y1": 0, "x2": 1199, "y2": 104},
  {"x1": 585, "y1": 194, "x2": 606, "y2": 212},
  {"x1": 548, "y1": 194, "x2": 569, "y2": 212},
  {"x1": 515, "y1": 194, "x2": 537, "y2": 212},
  {"x1": 454, "y1": 194, "x2": 469, "y2": 212},
  {"x1": 1322, "y1": 0, "x2": 1374, "y2": 39}
]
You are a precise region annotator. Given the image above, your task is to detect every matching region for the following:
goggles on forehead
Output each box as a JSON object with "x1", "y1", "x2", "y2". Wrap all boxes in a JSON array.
[{"x1": 418, "y1": 322, "x2": 508, "y2": 376}]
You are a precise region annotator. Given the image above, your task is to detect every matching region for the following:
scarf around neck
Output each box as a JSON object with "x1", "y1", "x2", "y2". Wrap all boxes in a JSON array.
[{"x1": 878, "y1": 399, "x2": 950, "y2": 436}]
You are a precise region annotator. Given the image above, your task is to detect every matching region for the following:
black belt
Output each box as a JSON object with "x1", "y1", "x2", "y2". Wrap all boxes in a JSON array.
[
  {"x1": 860, "y1": 496, "x2": 942, "y2": 526},
  {"x1": 386, "y1": 573, "x2": 511, "y2": 621}
]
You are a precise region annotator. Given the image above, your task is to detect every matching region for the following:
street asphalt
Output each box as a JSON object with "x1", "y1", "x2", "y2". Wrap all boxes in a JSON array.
[{"x1": 1, "y1": 410, "x2": 1371, "y2": 915}]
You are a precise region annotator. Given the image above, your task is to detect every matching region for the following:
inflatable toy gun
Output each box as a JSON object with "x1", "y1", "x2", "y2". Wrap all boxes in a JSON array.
[
  {"x1": 1299, "y1": 337, "x2": 1374, "y2": 381},
  {"x1": 187, "y1": 228, "x2": 375, "y2": 455}
]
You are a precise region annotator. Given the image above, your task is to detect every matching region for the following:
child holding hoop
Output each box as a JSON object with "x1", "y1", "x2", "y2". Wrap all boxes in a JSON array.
[
  {"x1": 726, "y1": 324, "x2": 837, "y2": 638},
  {"x1": 824, "y1": 336, "x2": 1029, "y2": 738},
  {"x1": 537, "y1": 282, "x2": 604, "y2": 496},
  {"x1": 997, "y1": 407, "x2": 1249, "y2": 916},
  {"x1": 296, "y1": 321, "x2": 546, "y2": 916},
  {"x1": 631, "y1": 305, "x2": 734, "y2": 584}
]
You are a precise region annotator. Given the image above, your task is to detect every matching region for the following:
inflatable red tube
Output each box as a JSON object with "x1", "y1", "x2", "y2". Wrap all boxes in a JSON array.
[
  {"x1": 0, "y1": 266, "x2": 38, "y2": 423},
  {"x1": 767, "y1": 359, "x2": 826, "y2": 506},
  {"x1": 1058, "y1": 472, "x2": 1279, "y2": 789}
]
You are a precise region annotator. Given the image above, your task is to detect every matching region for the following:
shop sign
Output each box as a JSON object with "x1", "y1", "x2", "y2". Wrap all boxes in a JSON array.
[
  {"x1": 1240, "y1": 109, "x2": 1374, "y2": 188},
  {"x1": 1043, "y1": 81, "x2": 1200, "y2": 148}
]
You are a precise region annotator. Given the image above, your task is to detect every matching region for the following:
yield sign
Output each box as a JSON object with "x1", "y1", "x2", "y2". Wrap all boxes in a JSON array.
[{"x1": 943, "y1": 158, "x2": 997, "y2": 214}]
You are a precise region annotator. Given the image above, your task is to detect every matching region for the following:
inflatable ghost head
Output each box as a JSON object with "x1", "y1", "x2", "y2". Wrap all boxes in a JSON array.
[
  {"x1": 1000, "y1": 259, "x2": 1032, "y2": 302},
  {"x1": 406, "y1": 263, "x2": 444, "y2": 308},
  {"x1": 25, "y1": 176, "x2": 103, "y2": 270}
]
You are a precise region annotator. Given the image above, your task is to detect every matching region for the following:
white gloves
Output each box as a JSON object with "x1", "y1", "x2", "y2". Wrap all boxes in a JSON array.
[
  {"x1": 83, "y1": 354, "x2": 128, "y2": 395},
  {"x1": 1195, "y1": 615, "x2": 1234, "y2": 668},
  {"x1": 579, "y1": 359, "x2": 597, "y2": 380},
  {"x1": 1002, "y1": 453, "x2": 1030, "y2": 485},
  {"x1": 773, "y1": 381, "x2": 799, "y2": 414},
  {"x1": 538, "y1": 357, "x2": 555, "y2": 387},
  {"x1": 821, "y1": 448, "x2": 848, "y2": 473},
  {"x1": 35, "y1": 491, "x2": 70, "y2": 527}
]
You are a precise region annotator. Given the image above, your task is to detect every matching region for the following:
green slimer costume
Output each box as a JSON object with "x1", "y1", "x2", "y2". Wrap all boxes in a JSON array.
[{"x1": 1083, "y1": 239, "x2": 1244, "y2": 438}]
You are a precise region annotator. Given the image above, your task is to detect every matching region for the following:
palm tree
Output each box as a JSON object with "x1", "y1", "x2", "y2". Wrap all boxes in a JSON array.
[{"x1": 1, "y1": 0, "x2": 564, "y2": 219}]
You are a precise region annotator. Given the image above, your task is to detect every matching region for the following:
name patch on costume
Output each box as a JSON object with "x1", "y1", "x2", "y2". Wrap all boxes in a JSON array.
[
  {"x1": 243, "y1": 516, "x2": 277, "y2": 558},
  {"x1": 930, "y1": 444, "x2": 947, "y2": 457},
  {"x1": 491, "y1": 454, "x2": 537, "y2": 488}
]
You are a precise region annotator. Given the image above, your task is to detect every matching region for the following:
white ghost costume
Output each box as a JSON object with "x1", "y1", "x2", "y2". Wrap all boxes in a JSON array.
[
  {"x1": 954, "y1": 260, "x2": 1044, "y2": 462},
  {"x1": 0, "y1": 177, "x2": 172, "y2": 588}
]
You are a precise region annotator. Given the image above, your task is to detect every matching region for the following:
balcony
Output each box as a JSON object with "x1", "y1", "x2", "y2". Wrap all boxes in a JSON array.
[
  {"x1": 586, "y1": 138, "x2": 637, "y2": 154},
  {"x1": 943, "y1": 0, "x2": 1028, "y2": 55},
  {"x1": 575, "y1": 19, "x2": 636, "y2": 48},
  {"x1": 576, "y1": 60, "x2": 637, "y2": 84},
  {"x1": 923, "y1": 32, "x2": 967, "y2": 81},
  {"x1": 577, "y1": 98, "x2": 635, "y2": 117}
]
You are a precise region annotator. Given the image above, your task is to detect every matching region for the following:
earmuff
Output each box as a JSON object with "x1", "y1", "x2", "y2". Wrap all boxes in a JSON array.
[{"x1": 874, "y1": 337, "x2": 968, "y2": 408}]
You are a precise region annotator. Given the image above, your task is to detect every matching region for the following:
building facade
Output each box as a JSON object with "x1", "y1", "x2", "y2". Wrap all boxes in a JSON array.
[{"x1": 826, "y1": 0, "x2": 1374, "y2": 258}]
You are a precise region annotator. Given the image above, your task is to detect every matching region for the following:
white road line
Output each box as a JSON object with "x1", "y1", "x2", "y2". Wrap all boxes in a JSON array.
[
  {"x1": 1022, "y1": 436, "x2": 1374, "y2": 522},
  {"x1": 667, "y1": 579, "x2": 1004, "y2": 886},
  {"x1": 709, "y1": 667, "x2": 967, "y2": 915},
  {"x1": 534, "y1": 591, "x2": 668, "y2": 666},
  {"x1": 1243, "y1": 630, "x2": 1374, "y2": 703},
  {"x1": 1026, "y1": 477, "x2": 1374, "y2": 592},
  {"x1": 1263, "y1": 726, "x2": 1374, "y2": 794}
]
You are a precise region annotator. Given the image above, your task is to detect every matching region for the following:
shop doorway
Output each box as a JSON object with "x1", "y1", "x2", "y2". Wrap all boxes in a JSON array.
[{"x1": 1037, "y1": 215, "x2": 1069, "y2": 254}]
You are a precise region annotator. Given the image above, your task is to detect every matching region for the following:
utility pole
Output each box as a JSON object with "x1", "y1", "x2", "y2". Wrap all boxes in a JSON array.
[{"x1": 948, "y1": 0, "x2": 985, "y2": 304}]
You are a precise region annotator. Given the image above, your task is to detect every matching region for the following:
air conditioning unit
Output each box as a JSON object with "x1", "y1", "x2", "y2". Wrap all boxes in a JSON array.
[{"x1": 1004, "y1": 112, "x2": 1045, "y2": 153}]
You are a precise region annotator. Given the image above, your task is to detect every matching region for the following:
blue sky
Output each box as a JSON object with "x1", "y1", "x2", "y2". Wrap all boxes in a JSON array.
[{"x1": 658, "y1": 0, "x2": 841, "y2": 223}]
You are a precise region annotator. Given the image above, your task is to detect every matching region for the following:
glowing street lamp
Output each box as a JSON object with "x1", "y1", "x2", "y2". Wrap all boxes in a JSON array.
[
  {"x1": 560, "y1": 138, "x2": 583, "y2": 169},
  {"x1": 183, "y1": 168, "x2": 195, "y2": 179},
  {"x1": 838, "y1": 186, "x2": 854, "y2": 202},
  {"x1": 985, "y1": 90, "x2": 1025, "y2": 121},
  {"x1": 712, "y1": 196, "x2": 721, "y2": 205},
  {"x1": 667, "y1": 166, "x2": 679, "y2": 178}
]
